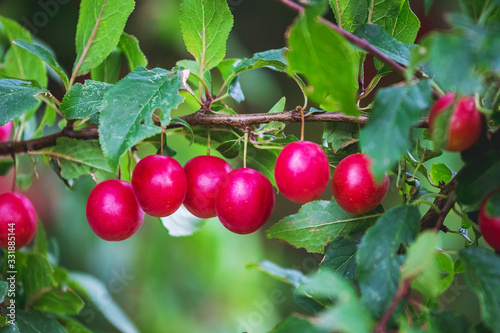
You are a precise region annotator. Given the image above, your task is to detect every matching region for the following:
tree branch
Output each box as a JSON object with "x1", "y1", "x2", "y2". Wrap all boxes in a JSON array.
[
  {"x1": 0, "y1": 110, "x2": 429, "y2": 156},
  {"x1": 420, "y1": 177, "x2": 458, "y2": 231}
]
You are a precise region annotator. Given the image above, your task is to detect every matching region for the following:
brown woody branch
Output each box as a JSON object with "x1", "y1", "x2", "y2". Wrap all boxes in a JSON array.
[
  {"x1": 0, "y1": 110, "x2": 429, "y2": 156},
  {"x1": 420, "y1": 177, "x2": 458, "y2": 231}
]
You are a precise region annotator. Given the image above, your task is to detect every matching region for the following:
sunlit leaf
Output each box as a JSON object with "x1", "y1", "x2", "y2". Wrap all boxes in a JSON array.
[
  {"x1": 180, "y1": 0, "x2": 233, "y2": 72},
  {"x1": 0, "y1": 79, "x2": 44, "y2": 125},
  {"x1": 73, "y1": 0, "x2": 135, "y2": 76},
  {"x1": 12, "y1": 39, "x2": 68, "y2": 89},
  {"x1": 267, "y1": 199, "x2": 383, "y2": 253},
  {"x1": 287, "y1": 7, "x2": 359, "y2": 115},
  {"x1": 99, "y1": 67, "x2": 184, "y2": 170},
  {"x1": 0, "y1": 17, "x2": 47, "y2": 86}
]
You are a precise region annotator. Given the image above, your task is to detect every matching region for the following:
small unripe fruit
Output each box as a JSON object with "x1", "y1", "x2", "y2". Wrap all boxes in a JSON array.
[
  {"x1": 479, "y1": 188, "x2": 500, "y2": 250},
  {"x1": 332, "y1": 153, "x2": 389, "y2": 215},
  {"x1": 184, "y1": 155, "x2": 232, "y2": 218},
  {"x1": 429, "y1": 93, "x2": 484, "y2": 152},
  {"x1": 275, "y1": 141, "x2": 330, "y2": 203},
  {"x1": 132, "y1": 155, "x2": 187, "y2": 217},
  {"x1": 0, "y1": 121, "x2": 13, "y2": 142},
  {"x1": 0, "y1": 192, "x2": 37, "y2": 249},
  {"x1": 86, "y1": 180, "x2": 144, "y2": 241},
  {"x1": 215, "y1": 168, "x2": 275, "y2": 234}
]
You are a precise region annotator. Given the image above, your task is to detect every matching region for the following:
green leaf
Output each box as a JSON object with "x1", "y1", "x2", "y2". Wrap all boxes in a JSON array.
[
  {"x1": 320, "y1": 237, "x2": 357, "y2": 280},
  {"x1": 228, "y1": 76, "x2": 244, "y2": 103},
  {"x1": 73, "y1": 0, "x2": 135, "y2": 77},
  {"x1": 357, "y1": 205, "x2": 420, "y2": 317},
  {"x1": 266, "y1": 199, "x2": 383, "y2": 254},
  {"x1": 460, "y1": 247, "x2": 500, "y2": 332},
  {"x1": 430, "y1": 163, "x2": 453, "y2": 185},
  {"x1": 91, "y1": 49, "x2": 121, "y2": 84},
  {"x1": 392, "y1": 1, "x2": 421, "y2": 44},
  {"x1": 429, "y1": 310, "x2": 472, "y2": 333},
  {"x1": 160, "y1": 206, "x2": 207, "y2": 237},
  {"x1": 0, "y1": 17, "x2": 47, "y2": 87},
  {"x1": 401, "y1": 230, "x2": 440, "y2": 298},
  {"x1": 33, "y1": 221, "x2": 48, "y2": 256},
  {"x1": 59, "y1": 317, "x2": 93, "y2": 333},
  {"x1": 50, "y1": 138, "x2": 115, "y2": 182},
  {"x1": 485, "y1": 190, "x2": 500, "y2": 217},
  {"x1": 297, "y1": 270, "x2": 375, "y2": 333},
  {"x1": 388, "y1": 0, "x2": 420, "y2": 44},
  {"x1": 12, "y1": 40, "x2": 69, "y2": 90},
  {"x1": 32, "y1": 104, "x2": 56, "y2": 139},
  {"x1": 60, "y1": 80, "x2": 112, "y2": 120},
  {"x1": 421, "y1": 33, "x2": 481, "y2": 95},
  {"x1": 354, "y1": 23, "x2": 415, "y2": 66},
  {"x1": 248, "y1": 260, "x2": 308, "y2": 288},
  {"x1": 367, "y1": 0, "x2": 405, "y2": 34},
  {"x1": 254, "y1": 98, "x2": 287, "y2": 134},
  {"x1": 70, "y1": 272, "x2": 139, "y2": 333},
  {"x1": 233, "y1": 48, "x2": 287, "y2": 74},
  {"x1": 0, "y1": 281, "x2": 8, "y2": 303},
  {"x1": 456, "y1": 150, "x2": 500, "y2": 211},
  {"x1": 329, "y1": 0, "x2": 368, "y2": 33},
  {"x1": 270, "y1": 315, "x2": 325, "y2": 333},
  {"x1": 287, "y1": 8, "x2": 359, "y2": 116},
  {"x1": 99, "y1": 67, "x2": 184, "y2": 170},
  {"x1": 32, "y1": 289, "x2": 84, "y2": 315},
  {"x1": 0, "y1": 159, "x2": 14, "y2": 176},
  {"x1": 0, "y1": 79, "x2": 44, "y2": 125},
  {"x1": 323, "y1": 122, "x2": 359, "y2": 151},
  {"x1": 22, "y1": 254, "x2": 57, "y2": 303},
  {"x1": 268, "y1": 97, "x2": 287, "y2": 113},
  {"x1": 180, "y1": 0, "x2": 233, "y2": 72},
  {"x1": 360, "y1": 80, "x2": 431, "y2": 181},
  {"x1": 401, "y1": 230, "x2": 439, "y2": 279},
  {"x1": 459, "y1": 0, "x2": 500, "y2": 25},
  {"x1": 15, "y1": 310, "x2": 66, "y2": 333},
  {"x1": 216, "y1": 139, "x2": 241, "y2": 159},
  {"x1": 118, "y1": 33, "x2": 148, "y2": 71},
  {"x1": 436, "y1": 253, "x2": 455, "y2": 293}
]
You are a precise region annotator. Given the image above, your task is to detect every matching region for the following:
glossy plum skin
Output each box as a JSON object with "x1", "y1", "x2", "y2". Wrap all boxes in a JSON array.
[
  {"x1": 215, "y1": 168, "x2": 275, "y2": 234},
  {"x1": 429, "y1": 92, "x2": 484, "y2": 152},
  {"x1": 0, "y1": 192, "x2": 37, "y2": 249},
  {"x1": 332, "y1": 153, "x2": 389, "y2": 215},
  {"x1": 275, "y1": 141, "x2": 330, "y2": 203},
  {"x1": 184, "y1": 155, "x2": 233, "y2": 218},
  {"x1": 0, "y1": 121, "x2": 13, "y2": 142},
  {"x1": 86, "y1": 180, "x2": 144, "y2": 241},
  {"x1": 132, "y1": 155, "x2": 187, "y2": 217},
  {"x1": 479, "y1": 189, "x2": 500, "y2": 250}
]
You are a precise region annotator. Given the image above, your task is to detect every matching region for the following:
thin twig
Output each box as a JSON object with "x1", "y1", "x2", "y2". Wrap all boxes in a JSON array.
[
  {"x1": 420, "y1": 177, "x2": 458, "y2": 231},
  {"x1": 374, "y1": 279, "x2": 412, "y2": 333}
]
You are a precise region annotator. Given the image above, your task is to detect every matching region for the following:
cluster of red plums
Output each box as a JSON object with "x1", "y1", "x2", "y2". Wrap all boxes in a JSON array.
[
  {"x1": 0, "y1": 93, "x2": 499, "y2": 251},
  {"x1": 86, "y1": 154, "x2": 276, "y2": 240},
  {"x1": 86, "y1": 143, "x2": 390, "y2": 241}
]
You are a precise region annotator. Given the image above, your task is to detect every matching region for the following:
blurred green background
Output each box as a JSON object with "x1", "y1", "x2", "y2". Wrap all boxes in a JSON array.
[{"x1": 0, "y1": 0, "x2": 480, "y2": 331}]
